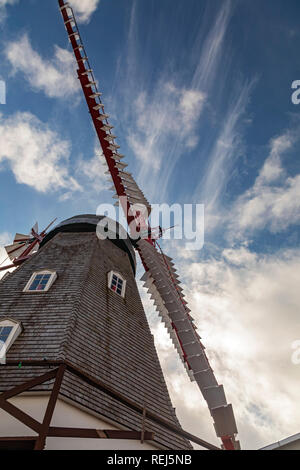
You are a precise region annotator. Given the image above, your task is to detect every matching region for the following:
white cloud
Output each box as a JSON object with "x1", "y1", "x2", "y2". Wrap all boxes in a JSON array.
[
  {"x1": 230, "y1": 129, "x2": 300, "y2": 238},
  {"x1": 222, "y1": 245, "x2": 258, "y2": 266},
  {"x1": 5, "y1": 34, "x2": 79, "y2": 99},
  {"x1": 0, "y1": 1, "x2": 100, "y2": 25},
  {"x1": 255, "y1": 133, "x2": 294, "y2": 187},
  {"x1": 69, "y1": 0, "x2": 100, "y2": 23},
  {"x1": 187, "y1": 248, "x2": 300, "y2": 448},
  {"x1": 0, "y1": 112, "x2": 81, "y2": 193}
]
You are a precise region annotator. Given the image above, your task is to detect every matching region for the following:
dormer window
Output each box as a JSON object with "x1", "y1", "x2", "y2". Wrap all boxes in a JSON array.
[
  {"x1": 0, "y1": 326, "x2": 13, "y2": 344},
  {"x1": 23, "y1": 270, "x2": 57, "y2": 293},
  {"x1": 108, "y1": 271, "x2": 126, "y2": 298},
  {"x1": 0, "y1": 319, "x2": 23, "y2": 364}
]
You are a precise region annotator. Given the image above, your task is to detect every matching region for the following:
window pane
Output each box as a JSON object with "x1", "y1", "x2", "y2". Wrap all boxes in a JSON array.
[
  {"x1": 2, "y1": 327, "x2": 12, "y2": 335},
  {"x1": 28, "y1": 273, "x2": 53, "y2": 291},
  {"x1": 109, "y1": 273, "x2": 125, "y2": 297},
  {"x1": 0, "y1": 326, "x2": 13, "y2": 343},
  {"x1": 29, "y1": 283, "x2": 39, "y2": 291}
]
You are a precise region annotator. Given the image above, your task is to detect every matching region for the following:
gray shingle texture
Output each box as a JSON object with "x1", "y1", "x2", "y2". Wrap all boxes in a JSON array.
[{"x1": 0, "y1": 229, "x2": 192, "y2": 450}]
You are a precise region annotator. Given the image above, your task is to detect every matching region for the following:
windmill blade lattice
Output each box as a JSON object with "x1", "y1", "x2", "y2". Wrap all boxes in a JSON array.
[
  {"x1": 4, "y1": 224, "x2": 40, "y2": 262},
  {"x1": 138, "y1": 239, "x2": 239, "y2": 449},
  {"x1": 58, "y1": 1, "x2": 151, "y2": 224},
  {"x1": 1, "y1": 220, "x2": 57, "y2": 273},
  {"x1": 5, "y1": 234, "x2": 32, "y2": 261}
]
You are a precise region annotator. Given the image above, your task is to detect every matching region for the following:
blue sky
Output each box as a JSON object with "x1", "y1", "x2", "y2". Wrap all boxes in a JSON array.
[{"x1": 1, "y1": 0, "x2": 300, "y2": 449}]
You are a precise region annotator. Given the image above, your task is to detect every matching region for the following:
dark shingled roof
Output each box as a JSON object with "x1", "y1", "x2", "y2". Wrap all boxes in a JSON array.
[
  {"x1": 0, "y1": 216, "x2": 192, "y2": 450},
  {"x1": 41, "y1": 215, "x2": 137, "y2": 275}
]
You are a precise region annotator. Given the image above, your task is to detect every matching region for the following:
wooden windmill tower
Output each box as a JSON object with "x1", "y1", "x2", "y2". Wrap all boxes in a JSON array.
[{"x1": 0, "y1": 1, "x2": 239, "y2": 450}]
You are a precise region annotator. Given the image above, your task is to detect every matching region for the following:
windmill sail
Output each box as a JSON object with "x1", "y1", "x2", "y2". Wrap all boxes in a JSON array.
[
  {"x1": 13, "y1": 233, "x2": 31, "y2": 243},
  {"x1": 2, "y1": 219, "x2": 57, "y2": 270},
  {"x1": 58, "y1": 0, "x2": 151, "y2": 222},
  {"x1": 5, "y1": 242, "x2": 28, "y2": 261},
  {"x1": 5, "y1": 233, "x2": 31, "y2": 261},
  {"x1": 138, "y1": 240, "x2": 239, "y2": 449}
]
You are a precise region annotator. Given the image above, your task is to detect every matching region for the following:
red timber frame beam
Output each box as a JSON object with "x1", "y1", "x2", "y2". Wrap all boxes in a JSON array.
[{"x1": 0, "y1": 361, "x2": 221, "y2": 450}]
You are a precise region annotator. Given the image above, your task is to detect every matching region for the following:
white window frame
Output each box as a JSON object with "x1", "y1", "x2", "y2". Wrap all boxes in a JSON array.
[
  {"x1": 108, "y1": 271, "x2": 126, "y2": 298},
  {"x1": 0, "y1": 318, "x2": 23, "y2": 364},
  {"x1": 23, "y1": 270, "x2": 57, "y2": 293}
]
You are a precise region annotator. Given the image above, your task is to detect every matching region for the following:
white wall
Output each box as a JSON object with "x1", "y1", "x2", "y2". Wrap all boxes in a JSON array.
[{"x1": 0, "y1": 395, "x2": 160, "y2": 450}]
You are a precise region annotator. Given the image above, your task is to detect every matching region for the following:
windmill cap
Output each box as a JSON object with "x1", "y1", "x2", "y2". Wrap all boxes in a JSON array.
[{"x1": 40, "y1": 214, "x2": 136, "y2": 275}]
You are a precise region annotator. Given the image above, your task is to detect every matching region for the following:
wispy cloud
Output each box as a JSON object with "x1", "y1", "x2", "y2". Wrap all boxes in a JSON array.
[
  {"x1": 0, "y1": 112, "x2": 81, "y2": 193},
  {"x1": 195, "y1": 79, "x2": 254, "y2": 232},
  {"x1": 191, "y1": 0, "x2": 233, "y2": 90},
  {"x1": 5, "y1": 33, "x2": 79, "y2": 99},
  {"x1": 127, "y1": 83, "x2": 206, "y2": 176},
  {"x1": 111, "y1": 0, "x2": 234, "y2": 203}
]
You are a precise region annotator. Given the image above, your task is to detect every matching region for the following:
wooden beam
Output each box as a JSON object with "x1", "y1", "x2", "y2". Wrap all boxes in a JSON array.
[
  {"x1": 0, "y1": 437, "x2": 37, "y2": 441},
  {"x1": 48, "y1": 427, "x2": 154, "y2": 440},
  {"x1": 0, "y1": 400, "x2": 41, "y2": 433},
  {"x1": 3, "y1": 360, "x2": 220, "y2": 450},
  {"x1": 34, "y1": 365, "x2": 66, "y2": 450},
  {"x1": 64, "y1": 361, "x2": 220, "y2": 450},
  {"x1": 4, "y1": 360, "x2": 61, "y2": 367},
  {"x1": 0, "y1": 369, "x2": 58, "y2": 402},
  {"x1": 0, "y1": 437, "x2": 37, "y2": 451}
]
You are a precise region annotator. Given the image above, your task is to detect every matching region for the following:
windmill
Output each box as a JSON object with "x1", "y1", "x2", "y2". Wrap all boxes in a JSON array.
[
  {"x1": 57, "y1": 0, "x2": 240, "y2": 450},
  {"x1": 0, "y1": 220, "x2": 57, "y2": 273}
]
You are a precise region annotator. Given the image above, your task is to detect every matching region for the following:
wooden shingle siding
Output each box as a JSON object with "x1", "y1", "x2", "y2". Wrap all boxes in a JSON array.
[{"x1": 0, "y1": 221, "x2": 192, "y2": 450}]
